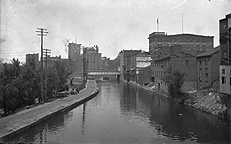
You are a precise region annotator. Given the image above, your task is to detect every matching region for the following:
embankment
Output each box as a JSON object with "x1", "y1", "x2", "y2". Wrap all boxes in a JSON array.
[{"x1": 0, "y1": 80, "x2": 99, "y2": 141}]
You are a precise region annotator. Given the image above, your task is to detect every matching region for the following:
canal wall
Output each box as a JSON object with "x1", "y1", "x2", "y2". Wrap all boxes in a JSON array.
[
  {"x1": 125, "y1": 80, "x2": 230, "y2": 121},
  {"x1": 0, "y1": 80, "x2": 99, "y2": 141}
]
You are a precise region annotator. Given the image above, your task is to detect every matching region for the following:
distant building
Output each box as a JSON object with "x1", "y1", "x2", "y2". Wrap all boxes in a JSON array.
[
  {"x1": 107, "y1": 56, "x2": 120, "y2": 71},
  {"x1": 84, "y1": 45, "x2": 102, "y2": 72},
  {"x1": 219, "y1": 13, "x2": 231, "y2": 95},
  {"x1": 101, "y1": 56, "x2": 110, "y2": 71},
  {"x1": 148, "y1": 32, "x2": 214, "y2": 56},
  {"x1": 26, "y1": 53, "x2": 39, "y2": 66},
  {"x1": 68, "y1": 43, "x2": 81, "y2": 60},
  {"x1": 135, "y1": 52, "x2": 152, "y2": 84},
  {"x1": 119, "y1": 50, "x2": 142, "y2": 80},
  {"x1": 47, "y1": 55, "x2": 62, "y2": 66},
  {"x1": 196, "y1": 47, "x2": 220, "y2": 90}
]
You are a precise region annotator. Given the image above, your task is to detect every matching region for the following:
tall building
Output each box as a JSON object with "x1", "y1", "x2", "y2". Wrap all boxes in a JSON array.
[
  {"x1": 196, "y1": 47, "x2": 220, "y2": 90},
  {"x1": 84, "y1": 45, "x2": 102, "y2": 72},
  {"x1": 26, "y1": 53, "x2": 39, "y2": 65},
  {"x1": 148, "y1": 32, "x2": 214, "y2": 56},
  {"x1": 219, "y1": 13, "x2": 231, "y2": 94},
  {"x1": 68, "y1": 43, "x2": 81, "y2": 60}
]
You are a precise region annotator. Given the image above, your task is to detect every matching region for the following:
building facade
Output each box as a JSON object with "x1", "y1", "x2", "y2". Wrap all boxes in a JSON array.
[
  {"x1": 152, "y1": 52, "x2": 197, "y2": 94},
  {"x1": 148, "y1": 32, "x2": 214, "y2": 56},
  {"x1": 84, "y1": 45, "x2": 102, "y2": 72},
  {"x1": 196, "y1": 47, "x2": 220, "y2": 90},
  {"x1": 101, "y1": 56, "x2": 110, "y2": 71},
  {"x1": 26, "y1": 53, "x2": 39, "y2": 66},
  {"x1": 219, "y1": 13, "x2": 231, "y2": 95},
  {"x1": 119, "y1": 50, "x2": 142, "y2": 81},
  {"x1": 68, "y1": 43, "x2": 81, "y2": 60}
]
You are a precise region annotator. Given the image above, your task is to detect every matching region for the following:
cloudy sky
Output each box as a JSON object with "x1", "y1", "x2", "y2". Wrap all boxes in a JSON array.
[{"x1": 0, "y1": 0, "x2": 231, "y2": 62}]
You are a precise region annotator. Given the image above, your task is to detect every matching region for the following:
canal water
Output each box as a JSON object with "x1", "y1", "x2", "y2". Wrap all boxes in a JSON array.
[{"x1": 6, "y1": 81, "x2": 231, "y2": 143}]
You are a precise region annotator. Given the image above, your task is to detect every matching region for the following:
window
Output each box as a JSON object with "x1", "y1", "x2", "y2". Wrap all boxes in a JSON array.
[
  {"x1": 222, "y1": 76, "x2": 226, "y2": 84},
  {"x1": 222, "y1": 69, "x2": 225, "y2": 75},
  {"x1": 205, "y1": 68, "x2": 208, "y2": 71},
  {"x1": 185, "y1": 60, "x2": 189, "y2": 66},
  {"x1": 230, "y1": 77, "x2": 231, "y2": 86}
]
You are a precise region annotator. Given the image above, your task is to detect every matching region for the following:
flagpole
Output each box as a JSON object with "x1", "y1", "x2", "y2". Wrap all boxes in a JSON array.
[
  {"x1": 182, "y1": 13, "x2": 184, "y2": 34},
  {"x1": 157, "y1": 18, "x2": 159, "y2": 32}
]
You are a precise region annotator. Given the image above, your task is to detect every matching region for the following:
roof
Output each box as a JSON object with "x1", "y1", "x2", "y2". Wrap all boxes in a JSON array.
[
  {"x1": 122, "y1": 50, "x2": 142, "y2": 57},
  {"x1": 196, "y1": 47, "x2": 220, "y2": 58},
  {"x1": 148, "y1": 32, "x2": 214, "y2": 39},
  {"x1": 154, "y1": 54, "x2": 180, "y2": 61},
  {"x1": 167, "y1": 33, "x2": 214, "y2": 38}
]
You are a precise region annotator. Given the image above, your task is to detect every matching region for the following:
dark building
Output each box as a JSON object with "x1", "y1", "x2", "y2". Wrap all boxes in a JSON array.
[
  {"x1": 119, "y1": 50, "x2": 142, "y2": 81},
  {"x1": 219, "y1": 13, "x2": 231, "y2": 94},
  {"x1": 196, "y1": 47, "x2": 220, "y2": 90},
  {"x1": 152, "y1": 50, "x2": 197, "y2": 94},
  {"x1": 26, "y1": 53, "x2": 39, "y2": 66},
  {"x1": 101, "y1": 56, "x2": 110, "y2": 71},
  {"x1": 148, "y1": 32, "x2": 214, "y2": 56},
  {"x1": 68, "y1": 43, "x2": 81, "y2": 60}
]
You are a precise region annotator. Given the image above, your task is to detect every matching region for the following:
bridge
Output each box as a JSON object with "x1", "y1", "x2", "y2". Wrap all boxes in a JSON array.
[{"x1": 87, "y1": 71, "x2": 120, "y2": 76}]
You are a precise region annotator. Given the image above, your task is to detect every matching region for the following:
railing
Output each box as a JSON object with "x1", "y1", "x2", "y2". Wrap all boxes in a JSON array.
[{"x1": 88, "y1": 71, "x2": 120, "y2": 75}]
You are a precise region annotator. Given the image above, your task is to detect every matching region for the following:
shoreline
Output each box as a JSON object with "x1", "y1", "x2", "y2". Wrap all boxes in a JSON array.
[
  {"x1": 0, "y1": 80, "x2": 99, "y2": 141},
  {"x1": 125, "y1": 80, "x2": 230, "y2": 121}
]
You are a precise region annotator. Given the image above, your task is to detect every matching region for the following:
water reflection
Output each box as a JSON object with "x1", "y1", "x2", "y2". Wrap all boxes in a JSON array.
[
  {"x1": 120, "y1": 82, "x2": 231, "y2": 143},
  {"x1": 5, "y1": 81, "x2": 231, "y2": 143},
  {"x1": 81, "y1": 103, "x2": 86, "y2": 135}
]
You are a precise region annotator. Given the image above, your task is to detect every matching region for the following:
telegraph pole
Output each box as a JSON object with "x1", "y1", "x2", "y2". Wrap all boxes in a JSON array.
[
  {"x1": 83, "y1": 47, "x2": 86, "y2": 81},
  {"x1": 36, "y1": 28, "x2": 48, "y2": 103},
  {"x1": 43, "y1": 49, "x2": 51, "y2": 102}
]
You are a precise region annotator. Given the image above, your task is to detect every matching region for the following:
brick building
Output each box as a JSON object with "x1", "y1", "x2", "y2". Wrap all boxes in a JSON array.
[
  {"x1": 152, "y1": 49, "x2": 197, "y2": 94},
  {"x1": 196, "y1": 47, "x2": 220, "y2": 90},
  {"x1": 219, "y1": 13, "x2": 231, "y2": 95},
  {"x1": 148, "y1": 32, "x2": 214, "y2": 56}
]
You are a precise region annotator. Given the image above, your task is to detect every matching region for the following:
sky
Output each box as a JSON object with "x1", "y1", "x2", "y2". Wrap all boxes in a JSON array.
[{"x1": 0, "y1": 0, "x2": 231, "y2": 63}]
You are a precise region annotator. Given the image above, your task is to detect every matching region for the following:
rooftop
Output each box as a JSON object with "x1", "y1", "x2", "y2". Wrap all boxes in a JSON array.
[
  {"x1": 196, "y1": 46, "x2": 220, "y2": 58},
  {"x1": 148, "y1": 32, "x2": 214, "y2": 39}
]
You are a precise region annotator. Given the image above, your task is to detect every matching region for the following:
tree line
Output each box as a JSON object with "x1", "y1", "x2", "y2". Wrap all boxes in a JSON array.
[{"x1": 0, "y1": 58, "x2": 72, "y2": 116}]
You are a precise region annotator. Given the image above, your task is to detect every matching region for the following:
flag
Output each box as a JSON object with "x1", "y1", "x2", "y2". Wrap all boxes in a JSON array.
[{"x1": 157, "y1": 18, "x2": 159, "y2": 24}]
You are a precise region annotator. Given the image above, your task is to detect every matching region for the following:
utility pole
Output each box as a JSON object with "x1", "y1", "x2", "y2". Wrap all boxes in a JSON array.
[
  {"x1": 36, "y1": 28, "x2": 48, "y2": 103},
  {"x1": 83, "y1": 47, "x2": 86, "y2": 81},
  {"x1": 43, "y1": 49, "x2": 51, "y2": 102}
]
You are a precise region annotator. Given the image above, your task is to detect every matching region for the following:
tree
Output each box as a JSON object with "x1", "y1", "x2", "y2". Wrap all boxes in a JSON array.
[
  {"x1": 0, "y1": 59, "x2": 40, "y2": 115},
  {"x1": 0, "y1": 58, "x2": 72, "y2": 116},
  {"x1": 0, "y1": 59, "x2": 22, "y2": 114},
  {"x1": 53, "y1": 60, "x2": 71, "y2": 90},
  {"x1": 163, "y1": 68, "x2": 185, "y2": 99},
  {"x1": 46, "y1": 66, "x2": 60, "y2": 99}
]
